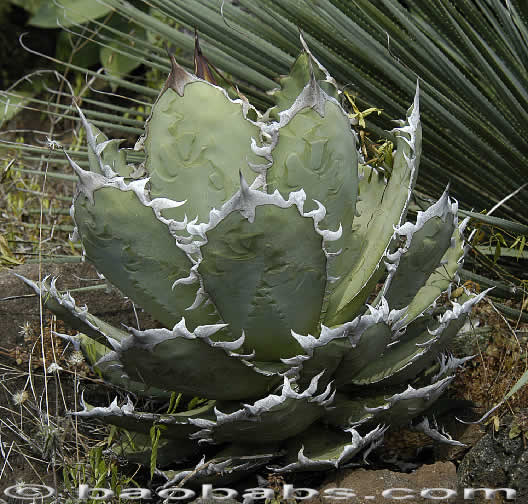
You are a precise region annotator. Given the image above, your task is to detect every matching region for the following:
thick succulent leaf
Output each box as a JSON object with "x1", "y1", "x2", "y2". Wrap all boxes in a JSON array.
[
  {"x1": 362, "y1": 377, "x2": 455, "y2": 427},
  {"x1": 339, "y1": 291, "x2": 488, "y2": 387},
  {"x1": 324, "y1": 86, "x2": 421, "y2": 326},
  {"x1": 75, "y1": 396, "x2": 215, "y2": 441},
  {"x1": 392, "y1": 216, "x2": 468, "y2": 330},
  {"x1": 184, "y1": 177, "x2": 342, "y2": 361},
  {"x1": 73, "y1": 184, "x2": 213, "y2": 330},
  {"x1": 273, "y1": 424, "x2": 386, "y2": 472},
  {"x1": 331, "y1": 304, "x2": 394, "y2": 387},
  {"x1": 143, "y1": 60, "x2": 261, "y2": 222},
  {"x1": 286, "y1": 301, "x2": 394, "y2": 387},
  {"x1": 159, "y1": 445, "x2": 279, "y2": 487},
  {"x1": 262, "y1": 72, "x2": 358, "y2": 270},
  {"x1": 324, "y1": 376, "x2": 455, "y2": 429},
  {"x1": 199, "y1": 204, "x2": 326, "y2": 361},
  {"x1": 68, "y1": 126, "x2": 222, "y2": 332},
  {"x1": 16, "y1": 274, "x2": 127, "y2": 349},
  {"x1": 106, "y1": 319, "x2": 286, "y2": 400},
  {"x1": 189, "y1": 374, "x2": 334, "y2": 444},
  {"x1": 382, "y1": 189, "x2": 458, "y2": 311}
]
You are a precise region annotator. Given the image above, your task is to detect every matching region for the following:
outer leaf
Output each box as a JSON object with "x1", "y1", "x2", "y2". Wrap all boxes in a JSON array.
[
  {"x1": 381, "y1": 188, "x2": 459, "y2": 315},
  {"x1": 159, "y1": 445, "x2": 278, "y2": 487},
  {"x1": 190, "y1": 374, "x2": 333, "y2": 444},
  {"x1": 69, "y1": 116, "x2": 224, "y2": 332},
  {"x1": 324, "y1": 376, "x2": 455, "y2": 429},
  {"x1": 65, "y1": 333, "x2": 171, "y2": 399},
  {"x1": 275, "y1": 424, "x2": 386, "y2": 472},
  {"x1": 340, "y1": 292, "x2": 488, "y2": 387},
  {"x1": 390, "y1": 214, "x2": 467, "y2": 329},
  {"x1": 103, "y1": 320, "x2": 286, "y2": 400},
  {"x1": 76, "y1": 396, "x2": 215, "y2": 441},
  {"x1": 143, "y1": 61, "x2": 261, "y2": 222},
  {"x1": 199, "y1": 205, "x2": 326, "y2": 361},
  {"x1": 324, "y1": 86, "x2": 421, "y2": 326}
]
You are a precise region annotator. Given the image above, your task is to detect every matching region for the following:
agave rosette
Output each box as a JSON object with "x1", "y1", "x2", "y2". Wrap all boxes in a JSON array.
[{"x1": 19, "y1": 37, "x2": 486, "y2": 483}]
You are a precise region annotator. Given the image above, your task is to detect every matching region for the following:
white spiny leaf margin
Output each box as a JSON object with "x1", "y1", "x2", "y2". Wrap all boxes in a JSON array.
[
  {"x1": 188, "y1": 372, "x2": 335, "y2": 444},
  {"x1": 170, "y1": 171, "x2": 343, "y2": 312},
  {"x1": 158, "y1": 453, "x2": 275, "y2": 489},
  {"x1": 93, "y1": 317, "x2": 284, "y2": 379},
  {"x1": 78, "y1": 394, "x2": 133, "y2": 416},
  {"x1": 448, "y1": 215, "x2": 472, "y2": 299},
  {"x1": 282, "y1": 298, "x2": 395, "y2": 370},
  {"x1": 383, "y1": 186, "x2": 457, "y2": 289},
  {"x1": 364, "y1": 376, "x2": 455, "y2": 420},
  {"x1": 249, "y1": 61, "x2": 343, "y2": 179},
  {"x1": 362, "y1": 290, "x2": 491, "y2": 386},
  {"x1": 271, "y1": 425, "x2": 387, "y2": 472},
  {"x1": 73, "y1": 395, "x2": 212, "y2": 434},
  {"x1": 391, "y1": 80, "x2": 421, "y2": 205}
]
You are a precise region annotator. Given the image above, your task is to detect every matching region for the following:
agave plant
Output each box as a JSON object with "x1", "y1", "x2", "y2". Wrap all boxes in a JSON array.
[{"x1": 19, "y1": 37, "x2": 486, "y2": 484}]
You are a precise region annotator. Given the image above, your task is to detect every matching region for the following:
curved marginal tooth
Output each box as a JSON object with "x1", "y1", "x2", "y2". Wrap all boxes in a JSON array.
[
  {"x1": 239, "y1": 170, "x2": 251, "y2": 200},
  {"x1": 432, "y1": 353, "x2": 475, "y2": 382},
  {"x1": 193, "y1": 323, "x2": 230, "y2": 340},
  {"x1": 459, "y1": 216, "x2": 470, "y2": 236},
  {"x1": 313, "y1": 380, "x2": 335, "y2": 405},
  {"x1": 250, "y1": 137, "x2": 272, "y2": 159},
  {"x1": 280, "y1": 354, "x2": 310, "y2": 366},
  {"x1": 294, "y1": 371, "x2": 324, "y2": 399},
  {"x1": 290, "y1": 330, "x2": 317, "y2": 351},
  {"x1": 172, "y1": 267, "x2": 199, "y2": 289},
  {"x1": 304, "y1": 199, "x2": 326, "y2": 221},
  {"x1": 208, "y1": 331, "x2": 245, "y2": 351},
  {"x1": 320, "y1": 223, "x2": 343, "y2": 242},
  {"x1": 186, "y1": 286, "x2": 207, "y2": 311}
]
